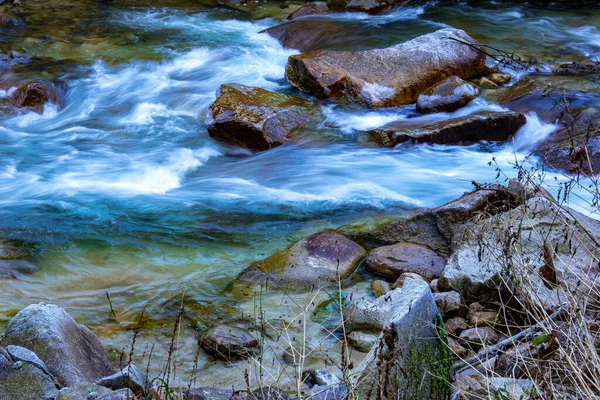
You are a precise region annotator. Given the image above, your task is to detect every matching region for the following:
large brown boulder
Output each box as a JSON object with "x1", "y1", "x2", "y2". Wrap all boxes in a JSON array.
[
  {"x1": 238, "y1": 230, "x2": 366, "y2": 288},
  {"x1": 206, "y1": 83, "x2": 323, "y2": 151},
  {"x1": 285, "y1": 28, "x2": 496, "y2": 107},
  {"x1": 368, "y1": 111, "x2": 527, "y2": 146},
  {"x1": 364, "y1": 242, "x2": 446, "y2": 280},
  {"x1": 11, "y1": 81, "x2": 59, "y2": 112},
  {"x1": 1, "y1": 303, "x2": 115, "y2": 387}
]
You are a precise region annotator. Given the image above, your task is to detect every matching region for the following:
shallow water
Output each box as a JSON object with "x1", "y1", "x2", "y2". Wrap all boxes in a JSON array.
[{"x1": 0, "y1": 0, "x2": 599, "y2": 389}]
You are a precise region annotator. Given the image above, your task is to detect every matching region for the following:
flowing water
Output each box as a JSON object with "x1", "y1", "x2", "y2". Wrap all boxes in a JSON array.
[{"x1": 0, "y1": 0, "x2": 599, "y2": 388}]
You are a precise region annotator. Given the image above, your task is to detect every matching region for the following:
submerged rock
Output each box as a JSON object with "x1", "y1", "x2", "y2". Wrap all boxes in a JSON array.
[
  {"x1": 200, "y1": 325, "x2": 258, "y2": 361},
  {"x1": 352, "y1": 279, "x2": 450, "y2": 399},
  {"x1": 287, "y1": 3, "x2": 329, "y2": 20},
  {"x1": 364, "y1": 242, "x2": 446, "y2": 280},
  {"x1": 368, "y1": 111, "x2": 527, "y2": 146},
  {"x1": 416, "y1": 76, "x2": 479, "y2": 114},
  {"x1": 0, "y1": 259, "x2": 39, "y2": 278},
  {"x1": 10, "y1": 81, "x2": 59, "y2": 112},
  {"x1": 238, "y1": 231, "x2": 366, "y2": 288},
  {"x1": 1, "y1": 303, "x2": 115, "y2": 387},
  {"x1": 206, "y1": 83, "x2": 323, "y2": 151},
  {"x1": 285, "y1": 28, "x2": 495, "y2": 107}
]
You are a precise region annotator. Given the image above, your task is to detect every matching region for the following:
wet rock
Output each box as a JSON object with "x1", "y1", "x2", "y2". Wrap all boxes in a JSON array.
[
  {"x1": 439, "y1": 196, "x2": 600, "y2": 308},
  {"x1": 535, "y1": 107, "x2": 600, "y2": 175},
  {"x1": 287, "y1": 3, "x2": 329, "y2": 20},
  {"x1": 264, "y1": 19, "x2": 349, "y2": 53},
  {"x1": 392, "y1": 272, "x2": 427, "y2": 289},
  {"x1": 368, "y1": 111, "x2": 527, "y2": 146},
  {"x1": 489, "y1": 73, "x2": 511, "y2": 84},
  {"x1": 56, "y1": 383, "x2": 113, "y2": 400},
  {"x1": 416, "y1": 76, "x2": 478, "y2": 114},
  {"x1": 286, "y1": 28, "x2": 495, "y2": 107},
  {"x1": 246, "y1": 387, "x2": 289, "y2": 400},
  {"x1": 96, "y1": 364, "x2": 146, "y2": 395},
  {"x1": 0, "y1": 352, "x2": 59, "y2": 400},
  {"x1": 302, "y1": 369, "x2": 342, "y2": 387},
  {"x1": 206, "y1": 83, "x2": 323, "y2": 151},
  {"x1": 552, "y1": 61, "x2": 600, "y2": 76},
  {"x1": 200, "y1": 325, "x2": 258, "y2": 361},
  {"x1": 445, "y1": 317, "x2": 468, "y2": 336},
  {"x1": 10, "y1": 81, "x2": 59, "y2": 112},
  {"x1": 433, "y1": 291, "x2": 463, "y2": 318},
  {"x1": 365, "y1": 242, "x2": 446, "y2": 280},
  {"x1": 238, "y1": 231, "x2": 366, "y2": 288},
  {"x1": 0, "y1": 259, "x2": 39, "y2": 278},
  {"x1": 478, "y1": 77, "x2": 498, "y2": 88},
  {"x1": 1, "y1": 303, "x2": 115, "y2": 386},
  {"x1": 352, "y1": 279, "x2": 450, "y2": 399},
  {"x1": 354, "y1": 182, "x2": 525, "y2": 253},
  {"x1": 348, "y1": 331, "x2": 378, "y2": 352},
  {"x1": 345, "y1": 0, "x2": 387, "y2": 12},
  {"x1": 459, "y1": 326, "x2": 501, "y2": 350},
  {"x1": 370, "y1": 279, "x2": 390, "y2": 297}
]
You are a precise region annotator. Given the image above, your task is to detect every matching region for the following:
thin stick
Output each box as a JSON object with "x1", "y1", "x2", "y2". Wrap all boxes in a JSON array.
[{"x1": 451, "y1": 305, "x2": 566, "y2": 375}]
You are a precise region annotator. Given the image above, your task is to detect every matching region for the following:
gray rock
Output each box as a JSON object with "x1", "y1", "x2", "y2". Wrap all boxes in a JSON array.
[
  {"x1": 0, "y1": 352, "x2": 59, "y2": 400},
  {"x1": 246, "y1": 387, "x2": 289, "y2": 400},
  {"x1": 7, "y1": 345, "x2": 54, "y2": 379},
  {"x1": 433, "y1": 291, "x2": 464, "y2": 318},
  {"x1": 286, "y1": 28, "x2": 495, "y2": 107},
  {"x1": 368, "y1": 111, "x2": 527, "y2": 147},
  {"x1": 365, "y1": 242, "x2": 446, "y2": 280},
  {"x1": 97, "y1": 388, "x2": 136, "y2": 400},
  {"x1": 200, "y1": 325, "x2": 258, "y2": 361},
  {"x1": 392, "y1": 272, "x2": 427, "y2": 289},
  {"x1": 416, "y1": 76, "x2": 478, "y2": 114},
  {"x1": 206, "y1": 83, "x2": 323, "y2": 151},
  {"x1": 445, "y1": 317, "x2": 468, "y2": 336},
  {"x1": 348, "y1": 331, "x2": 378, "y2": 353},
  {"x1": 455, "y1": 370, "x2": 534, "y2": 400},
  {"x1": 309, "y1": 384, "x2": 348, "y2": 400},
  {"x1": 302, "y1": 369, "x2": 342, "y2": 387},
  {"x1": 239, "y1": 230, "x2": 366, "y2": 289},
  {"x1": 56, "y1": 383, "x2": 113, "y2": 400},
  {"x1": 184, "y1": 387, "x2": 244, "y2": 400},
  {"x1": 352, "y1": 279, "x2": 450, "y2": 399},
  {"x1": 459, "y1": 327, "x2": 502, "y2": 350},
  {"x1": 468, "y1": 310, "x2": 499, "y2": 327},
  {"x1": 1, "y1": 303, "x2": 115, "y2": 386},
  {"x1": 439, "y1": 197, "x2": 600, "y2": 308},
  {"x1": 96, "y1": 364, "x2": 145, "y2": 395}
]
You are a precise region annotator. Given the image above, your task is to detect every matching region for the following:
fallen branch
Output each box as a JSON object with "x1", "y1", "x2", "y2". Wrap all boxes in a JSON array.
[
  {"x1": 451, "y1": 305, "x2": 566, "y2": 376},
  {"x1": 446, "y1": 36, "x2": 534, "y2": 71}
]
